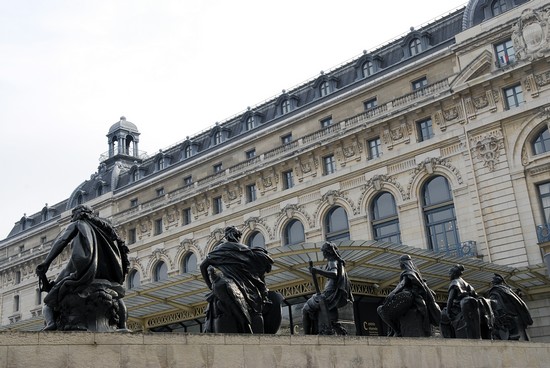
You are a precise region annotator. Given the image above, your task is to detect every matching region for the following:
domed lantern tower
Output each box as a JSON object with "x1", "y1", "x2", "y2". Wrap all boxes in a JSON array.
[{"x1": 104, "y1": 116, "x2": 142, "y2": 165}]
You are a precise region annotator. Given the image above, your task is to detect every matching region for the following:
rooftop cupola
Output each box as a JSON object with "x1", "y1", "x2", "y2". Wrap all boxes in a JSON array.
[{"x1": 102, "y1": 116, "x2": 142, "y2": 165}]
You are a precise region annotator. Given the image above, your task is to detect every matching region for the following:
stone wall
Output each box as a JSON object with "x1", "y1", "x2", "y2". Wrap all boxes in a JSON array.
[{"x1": 1, "y1": 332, "x2": 548, "y2": 368}]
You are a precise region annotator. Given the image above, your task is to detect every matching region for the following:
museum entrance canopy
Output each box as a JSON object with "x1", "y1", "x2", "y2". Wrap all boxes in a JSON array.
[{"x1": 3, "y1": 240, "x2": 549, "y2": 332}]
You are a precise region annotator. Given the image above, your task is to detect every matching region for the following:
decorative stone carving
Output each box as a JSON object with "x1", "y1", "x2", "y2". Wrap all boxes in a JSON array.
[
  {"x1": 361, "y1": 174, "x2": 408, "y2": 202},
  {"x1": 471, "y1": 131, "x2": 504, "y2": 172},
  {"x1": 512, "y1": 7, "x2": 550, "y2": 62},
  {"x1": 382, "y1": 121, "x2": 412, "y2": 150},
  {"x1": 523, "y1": 74, "x2": 540, "y2": 98},
  {"x1": 192, "y1": 196, "x2": 209, "y2": 219},
  {"x1": 222, "y1": 184, "x2": 242, "y2": 208},
  {"x1": 179, "y1": 238, "x2": 204, "y2": 259},
  {"x1": 280, "y1": 203, "x2": 314, "y2": 228},
  {"x1": 294, "y1": 154, "x2": 319, "y2": 182},
  {"x1": 244, "y1": 216, "x2": 275, "y2": 240}
]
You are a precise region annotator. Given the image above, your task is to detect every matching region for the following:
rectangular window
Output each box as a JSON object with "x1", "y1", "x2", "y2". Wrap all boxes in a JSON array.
[
  {"x1": 14, "y1": 295, "x2": 20, "y2": 312},
  {"x1": 246, "y1": 184, "x2": 257, "y2": 203},
  {"x1": 183, "y1": 176, "x2": 192, "y2": 186},
  {"x1": 412, "y1": 77, "x2": 428, "y2": 91},
  {"x1": 504, "y1": 84, "x2": 524, "y2": 109},
  {"x1": 323, "y1": 155, "x2": 336, "y2": 175},
  {"x1": 246, "y1": 149, "x2": 256, "y2": 159},
  {"x1": 213, "y1": 163, "x2": 223, "y2": 173},
  {"x1": 128, "y1": 228, "x2": 136, "y2": 245},
  {"x1": 368, "y1": 137, "x2": 382, "y2": 159},
  {"x1": 281, "y1": 133, "x2": 292, "y2": 145},
  {"x1": 19, "y1": 245, "x2": 24, "y2": 253},
  {"x1": 282, "y1": 170, "x2": 294, "y2": 190},
  {"x1": 15, "y1": 271, "x2": 21, "y2": 284},
  {"x1": 417, "y1": 118, "x2": 434, "y2": 142},
  {"x1": 40, "y1": 236, "x2": 47, "y2": 244},
  {"x1": 364, "y1": 98, "x2": 378, "y2": 111},
  {"x1": 320, "y1": 116, "x2": 332, "y2": 128},
  {"x1": 213, "y1": 196, "x2": 223, "y2": 214},
  {"x1": 130, "y1": 198, "x2": 138, "y2": 208},
  {"x1": 154, "y1": 218, "x2": 163, "y2": 235},
  {"x1": 495, "y1": 39, "x2": 516, "y2": 67},
  {"x1": 183, "y1": 207, "x2": 192, "y2": 225},
  {"x1": 156, "y1": 187, "x2": 165, "y2": 197}
]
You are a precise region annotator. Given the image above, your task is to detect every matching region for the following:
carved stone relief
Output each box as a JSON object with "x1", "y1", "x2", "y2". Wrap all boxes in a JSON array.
[
  {"x1": 294, "y1": 154, "x2": 319, "y2": 182},
  {"x1": 512, "y1": 7, "x2": 550, "y2": 62},
  {"x1": 382, "y1": 121, "x2": 412, "y2": 150},
  {"x1": 279, "y1": 203, "x2": 314, "y2": 228},
  {"x1": 406, "y1": 157, "x2": 464, "y2": 199},
  {"x1": 244, "y1": 216, "x2": 275, "y2": 240},
  {"x1": 222, "y1": 183, "x2": 242, "y2": 208},
  {"x1": 470, "y1": 130, "x2": 504, "y2": 172}
]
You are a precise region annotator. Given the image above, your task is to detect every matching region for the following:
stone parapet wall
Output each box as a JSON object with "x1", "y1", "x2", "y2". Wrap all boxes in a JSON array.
[{"x1": 1, "y1": 332, "x2": 549, "y2": 368}]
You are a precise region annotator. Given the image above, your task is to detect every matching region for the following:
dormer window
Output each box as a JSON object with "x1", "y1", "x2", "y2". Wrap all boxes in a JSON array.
[
  {"x1": 157, "y1": 159, "x2": 165, "y2": 171},
  {"x1": 362, "y1": 60, "x2": 374, "y2": 77},
  {"x1": 132, "y1": 169, "x2": 140, "y2": 182},
  {"x1": 281, "y1": 99, "x2": 291, "y2": 114},
  {"x1": 246, "y1": 116, "x2": 254, "y2": 131},
  {"x1": 492, "y1": 0, "x2": 507, "y2": 16},
  {"x1": 409, "y1": 38, "x2": 422, "y2": 56},
  {"x1": 214, "y1": 131, "x2": 222, "y2": 145},
  {"x1": 185, "y1": 145, "x2": 192, "y2": 158},
  {"x1": 96, "y1": 185, "x2": 103, "y2": 197},
  {"x1": 320, "y1": 81, "x2": 330, "y2": 97}
]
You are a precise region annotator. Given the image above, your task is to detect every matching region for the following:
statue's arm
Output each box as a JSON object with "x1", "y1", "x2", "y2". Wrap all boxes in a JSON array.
[{"x1": 37, "y1": 223, "x2": 77, "y2": 272}]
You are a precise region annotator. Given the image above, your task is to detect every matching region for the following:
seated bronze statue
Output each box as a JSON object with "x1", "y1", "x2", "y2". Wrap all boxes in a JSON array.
[
  {"x1": 35, "y1": 205, "x2": 129, "y2": 332},
  {"x1": 302, "y1": 241, "x2": 354, "y2": 335},
  {"x1": 440, "y1": 264, "x2": 494, "y2": 339},
  {"x1": 486, "y1": 273, "x2": 533, "y2": 340},
  {"x1": 200, "y1": 226, "x2": 282, "y2": 334},
  {"x1": 377, "y1": 254, "x2": 441, "y2": 337}
]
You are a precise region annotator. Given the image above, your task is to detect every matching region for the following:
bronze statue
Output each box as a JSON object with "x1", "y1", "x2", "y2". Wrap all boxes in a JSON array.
[
  {"x1": 486, "y1": 273, "x2": 533, "y2": 340},
  {"x1": 302, "y1": 241, "x2": 353, "y2": 335},
  {"x1": 35, "y1": 205, "x2": 129, "y2": 331},
  {"x1": 440, "y1": 264, "x2": 493, "y2": 339},
  {"x1": 377, "y1": 254, "x2": 441, "y2": 337},
  {"x1": 200, "y1": 226, "x2": 282, "y2": 333}
]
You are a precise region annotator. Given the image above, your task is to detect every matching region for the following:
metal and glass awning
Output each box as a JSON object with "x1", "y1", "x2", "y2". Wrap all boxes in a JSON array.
[{"x1": 3, "y1": 240, "x2": 549, "y2": 332}]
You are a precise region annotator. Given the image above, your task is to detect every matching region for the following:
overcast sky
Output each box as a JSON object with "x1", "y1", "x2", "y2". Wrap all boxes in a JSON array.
[{"x1": 0, "y1": 0, "x2": 468, "y2": 239}]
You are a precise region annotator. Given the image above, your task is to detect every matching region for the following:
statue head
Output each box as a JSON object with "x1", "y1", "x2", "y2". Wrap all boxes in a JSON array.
[
  {"x1": 320, "y1": 241, "x2": 345, "y2": 264},
  {"x1": 449, "y1": 264, "x2": 465, "y2": 280},
  {"x1": 224, "y1": 226, "x2": 242, "y2": 243},
  {"x1": 492, "y1": 273, "x2": 505, "y2": 286},
  {"x1": 71, "y1": 204, "x2": 93, "y2": 221}
]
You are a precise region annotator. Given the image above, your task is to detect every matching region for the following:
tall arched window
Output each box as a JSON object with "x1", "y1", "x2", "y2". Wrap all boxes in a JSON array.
[
  {"x1": 532, "y1": 126, "x2": 550, "y2": 155},
  {"x1": 154, "y1": 261, "x2": 168, "y2": 282},
  {"x1": 181, "y1": 253, "x2": 197, "y2": 273},
  {"x1": 132, "y1": 169, "x2": 140, "y2": 182},
  {"x1": 422, "y1": 176, "x2": 460, "y2": 253},
  {"x1": 157, "y1": 158, "x2": 165, "y2": 171},
  {"x1": 409, "y1": 38, "x2": 422, "y2": 56},
  {"x1": 324, "y1": 206, "x2": 350, "y2": 241},
  {"x1": 246, "y1": 116, "x2": 254, "y2": 131},
  {"x1": 371, "y1": 192, "x2": 401, "y2": 244},
  {"x1": 127, "y1": 269, "x2": 141, "y2": 290},
  {"x1": 283, "y1": 219, "x2": 305, "y2": 246},
  {"x1": 184, "y1": 145, "x2": 193, "y2": 158},
  {"x1": 247, "y1": 231, "x2": 266, "y2": 248},
  {"x1": 491, "y1": 0, "x2": 507, "y2": 16},
  {"x1": 362, "y1": 60, "x2": 374, "y2": 77}
]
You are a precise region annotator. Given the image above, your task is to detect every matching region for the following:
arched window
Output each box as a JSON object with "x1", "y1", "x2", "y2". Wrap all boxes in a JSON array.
[
  {"x1": 76, "y1": 194, "x2": 83, "y2": 205},
  {"x1": 125, "y1": 135, "x2": 135, "y2": 156},
  {"x1": 532, "y1": 126, "x2": 550, "y2": 155},
  {"x1": 132, "y1": 169, "x2": 140, "y2": 182},
  {"x1": 247, "y1": 231, "x2": 266, "y2": 248},
  {"x1": 362, "y1": 60, "x2": 374, "y2": 77},
  {"x1": 320, "y1": 81, "x2": 330, "y2": 97},
  {"x1": 154, "y1": 261, "x2": 168, "y2": 282},
  {"x1": 283, "y1": 219, "x2": 305, "y2": 246},
  {"x1": 181, "y1": 253, "x2": 197, "y2": 273},
  {"x1": 371, "y1": 192, "x2": 401, "y2": 244},
  {"x1": 96, "y1": 185, "x2": 103, "y2": 197},
  {"x1": 127, "y1": 269, "x2": 141, "y2": 290},
  {"x1": 491, "y1": 0, "x2": 507, "y2": 16},
  {"x1": 422, "y1": 176, "x2": 460, "y2": 253},
  {"x1": 157, "y1": 158, "x2": 164, "y2": 171},
  {"x1": 409, "y1": 38, "x2": 422, "y2": 56},
  {"x1": 324, "y1": 206, "x2": 350, "y2": 241}
]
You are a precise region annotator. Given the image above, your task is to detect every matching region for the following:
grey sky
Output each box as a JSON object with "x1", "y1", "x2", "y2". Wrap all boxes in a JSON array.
[{"x1": 0, "y1": 0, "x2": 467, "y2": 238}]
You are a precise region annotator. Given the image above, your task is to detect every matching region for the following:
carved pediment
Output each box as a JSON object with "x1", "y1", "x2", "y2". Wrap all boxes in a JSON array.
[{"x1": 451, "y1": 50, "x2": 493, "y2": 89}]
